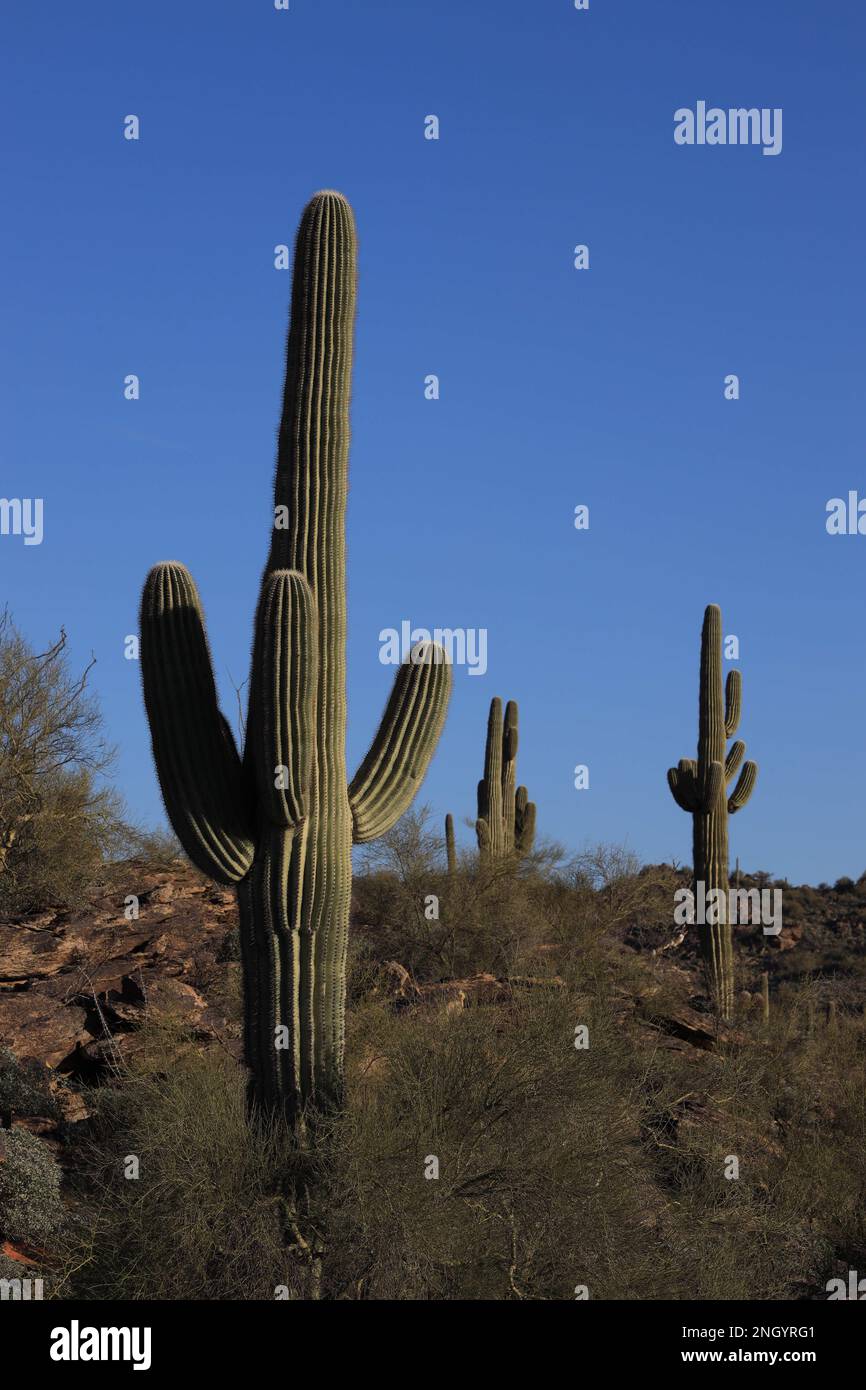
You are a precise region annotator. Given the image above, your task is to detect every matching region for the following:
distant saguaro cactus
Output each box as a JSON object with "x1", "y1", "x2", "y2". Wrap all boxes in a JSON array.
[
  {"x1": 140, "y1": 192, "x2": 451, "y2": 1126},
  {"x1": 476, "y1": 698, "x2": 536, "y2": 860},
  {"x1": 444, "y1": 812, "x2": 457, "y2": 874},
  {"x1": 667, "y1": 605, "x2": 757, "y2": 1018}
]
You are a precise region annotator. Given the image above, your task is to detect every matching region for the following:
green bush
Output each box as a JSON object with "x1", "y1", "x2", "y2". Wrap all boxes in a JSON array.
[
  {"x1": 0, "y1": 1048, "x2": 60, "y2": 1124},
  {"x1": 0, "y1": 610, "x2": 134, "y2": 915},
  {"x1": 55, "y1": 1024, "x2": 301, "y2": 1301},
  {"x1": 0, "y1": 1128, "x2": 64, "y2": 1246},
  {"x1": 354, "y1": 813, "x2": 677, "y2": 985},
  {"x1": 325, "y1": 987, "x2": 660, "y2": 1299}
]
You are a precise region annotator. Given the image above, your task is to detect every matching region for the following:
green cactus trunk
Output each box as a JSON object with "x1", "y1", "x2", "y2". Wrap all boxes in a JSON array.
[
  {"x1": 140, "y1": 193, "x2": 451, "y2": 1126},
  {"x1": 239, "y1": 193, "x2": 354, "y2": 1118},
  {"x1": 476, "y1": 698, "x2": 536, "y2": 861},
  {"x1": 692, "y1": 605, "x2": 733, "y2": 1017},
  {"x1": 691, "y1": 803, "x2": 734, "y2": 1019},
  {"x1": 444, "y1": 812, "x2": 457, "y2": 874},
  {"x1": 667, "y1": 605, "x2": 758, "y2": 1020}
]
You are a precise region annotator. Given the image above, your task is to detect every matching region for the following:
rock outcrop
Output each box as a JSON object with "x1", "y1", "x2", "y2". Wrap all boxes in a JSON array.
[{"x1": 0, "y1": 859, "x2": 241, "y2": 1088}]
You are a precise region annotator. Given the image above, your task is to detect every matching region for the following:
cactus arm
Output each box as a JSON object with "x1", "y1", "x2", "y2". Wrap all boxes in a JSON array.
[
  {"x1": 728, "y1": 760, "x2": 757, "y2": 814},
  {"x1": 140, "y1": 562, "x2": 255, "y2": 883},
  {"x1": 476, "y1": 698, "x2": 504, "y2": 856},
  {"x1": 247, "y1": 570, "x2": 317, "y2": 827},
  {"x1": 724, "y1": 740, "x2": 745, "y2": 785},
  {"x1": 445, "y1": 813, "x2": 457, "y2": 873},
  {"x1": 515, "y1": 787, "x2": 536, "y2": 854},
  {"x1": 348, "y1": 641, "x2": 452, "y2": 843},
  {"x1": 667, "y1": 763, "x2": 697, "y2": 812},
  {"x1": 724, "y1": 670, "x2": 741, "y2": 738},
  {"x1": 502, "y1": 701, "x2": 518, "y2": 853}
]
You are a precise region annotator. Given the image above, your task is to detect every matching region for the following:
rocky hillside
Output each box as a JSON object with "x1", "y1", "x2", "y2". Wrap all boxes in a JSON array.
[
  {"x1": 3, "y1": 858, "x2": 864, "y2": 1106},
  {"x1": 2, "y1": 858, "x2": 865, "y2": 1299},
  {"x1": 1, "y1": 863, "x2": 241, "y2": 1093}
]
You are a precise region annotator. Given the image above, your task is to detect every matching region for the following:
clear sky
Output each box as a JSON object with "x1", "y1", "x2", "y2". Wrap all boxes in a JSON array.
[{"x1": 2, "y1": 1, "x2": 864, "y2": 884}]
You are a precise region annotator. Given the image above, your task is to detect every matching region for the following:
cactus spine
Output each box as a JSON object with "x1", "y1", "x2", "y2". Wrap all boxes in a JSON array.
[
  {"x1": 444, "y1": 812, "x2": 457, "y2": 874},
  {"x1": 476, "y1": 698, "x2": 536, "y2": 860},
  {"x1": 667, "y1": 605, "x2": 757, "y2": 1019},
  {"x1": 140, "y1": 193, "x2": 451, "y2": 1125}
]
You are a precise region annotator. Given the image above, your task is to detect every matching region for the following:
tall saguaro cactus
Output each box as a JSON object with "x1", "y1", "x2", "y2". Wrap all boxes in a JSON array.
[
  {"x1": 666, "y1": 604, "x2": 758, "y2": 1018},
  {"x1": 140, "y1": 192, "x2": 451, "y2": 1125},
  {"x1": 476, "y1": 698, "x2": 536, "y2": 860}
]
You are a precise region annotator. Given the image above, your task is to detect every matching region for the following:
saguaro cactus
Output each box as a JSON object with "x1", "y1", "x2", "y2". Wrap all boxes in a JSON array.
[
  {"x1": 476, "y1": 698, "x2": 536, "y2": 860},
  {"x1": 444, "y1": 812, "x2": 457, "y2": 874},
  {"x1": 140, "y1": 192, "x2": 451, "y2": 1125},
  {"x1": 666, "y1": 604, "x2": 757, "y2": 1018}
]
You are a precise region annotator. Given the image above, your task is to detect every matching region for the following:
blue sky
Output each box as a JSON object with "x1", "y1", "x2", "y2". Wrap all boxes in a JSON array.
[{"x1": 2, "y1": 1, "x2": 864, "y2": 884}]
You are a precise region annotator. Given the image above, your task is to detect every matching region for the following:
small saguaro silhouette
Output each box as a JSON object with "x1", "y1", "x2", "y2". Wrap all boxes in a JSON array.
[{"x1": 666, "y1": 605, "x2": 758, "y2": 1018}]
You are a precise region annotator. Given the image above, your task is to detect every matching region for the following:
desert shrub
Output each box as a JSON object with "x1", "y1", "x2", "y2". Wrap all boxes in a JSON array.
[
  {"x1": 0, "y1": 1049, "x2": 60, "y2": 1125},
  {"x1": 123, "y1": 827, "x2": 185, "y2": 872},
  {"x1": 555, "y1": 847, "x2": 680, "y2": 959},
  {"x1": 356, "y1": 811, "x2": 577, "y2": 977},
  {"x1": 637, "y1": 980, "x2": 866, "y2": 1298},
  {"x1": 355, "y1": 858, "x2": 565, "y2": 982},
  {"x1": 53, "y1": 974, "x2": 866, "y2": 1300},
  {"x1": 323, "y1": 986, "x2": 665, "y2": 1299},
  {"x1": 0, "y1": 610, "x2": 132, "y2": 914},
  {"x1": 1, "y1": 769, "x2": 132, "y2": 915},
  {"x1": 0, "y1": 1128, "x2": 64, "y2": 1246},
  {"x1": 55, "y1": 1023, "x2": 301, "y2": 1301},
  {"x1": 355, "y1": 819, "x2": 678, "y2": 986},
  {"x1": 60, "y1": 990, "x2": 670, "y2": 1301}
]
